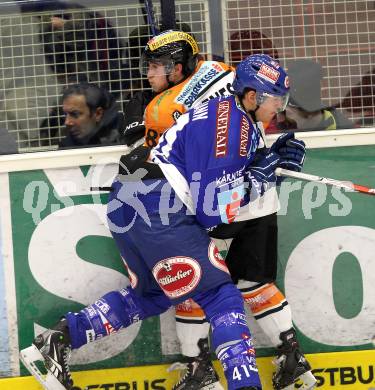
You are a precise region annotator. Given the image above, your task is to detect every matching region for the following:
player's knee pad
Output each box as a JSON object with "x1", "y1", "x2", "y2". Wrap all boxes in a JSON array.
[
  {"x1": 175, "y1": 298, "x2": 209, "y2": 356},
  {"x1": 193, "y1": 283, "x2": 248, "y2": 348},
  {"x1": 194, "y1": 283, "x2": 245, "y2": 321},
  {"x1": 66, "y1": 288, "x2": 146, "y2": 349},
  {"x1": 175, "y1": 298, "x2": 206, "y2": 321}
]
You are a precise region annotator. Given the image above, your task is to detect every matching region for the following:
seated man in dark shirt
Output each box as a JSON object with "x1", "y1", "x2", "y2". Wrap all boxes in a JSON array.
[{"x1": 59, "y1": 83, "x2": 123, "y2": 148}]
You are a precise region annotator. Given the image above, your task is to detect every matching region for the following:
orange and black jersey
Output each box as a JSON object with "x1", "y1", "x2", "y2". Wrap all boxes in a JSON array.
[{"x1": 144, "y1": 60, "x2": 234, "y2": 147}]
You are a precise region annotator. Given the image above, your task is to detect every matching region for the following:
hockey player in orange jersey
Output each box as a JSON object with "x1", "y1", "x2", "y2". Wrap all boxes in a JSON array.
[
  {"x1": 121, "y1": 29, "x2": 316, "y2": 390},
  {"x1": 140, "y1": 31, "x2": 234, "y2": 148}
]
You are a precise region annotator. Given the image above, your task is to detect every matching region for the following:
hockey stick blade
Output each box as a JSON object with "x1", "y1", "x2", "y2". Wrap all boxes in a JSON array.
[{"x1": 275, "y1": 168, "x2": 375, "y2": 196}]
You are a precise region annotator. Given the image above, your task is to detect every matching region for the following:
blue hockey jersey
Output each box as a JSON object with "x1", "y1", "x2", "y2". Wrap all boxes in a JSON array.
[{"x1": 151, "y1": 95, "x2": 261, "y2": 229}]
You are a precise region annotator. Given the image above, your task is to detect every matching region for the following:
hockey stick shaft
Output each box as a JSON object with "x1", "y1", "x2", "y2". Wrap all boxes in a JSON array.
[
  {"x1": 275, "y1": 168, "x2": 375, "y2": 196},
  {"x1": 144, "y1": 0, "x2": 159, "y2": 36}
]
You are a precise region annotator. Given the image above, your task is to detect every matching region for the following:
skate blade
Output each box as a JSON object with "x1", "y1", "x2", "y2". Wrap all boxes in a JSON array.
[
  {"x1": 200, "y1": 381, "x2": 224, "y2": 390},
  {"x1": 167, "y1": 362, "x2": 188, "y2": 372},
  {"x1": 281, "y1": 371, "x2": 317, "y2": 390},
  {"x1": 20, "y1": 345, "x2": 67, "y2": 390}
]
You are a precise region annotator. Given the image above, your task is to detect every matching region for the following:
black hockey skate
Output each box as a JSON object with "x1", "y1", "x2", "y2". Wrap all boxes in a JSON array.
[
  {"x1": 238, "y1": 388, "x2": 261, "y2": 390},
  {"x1": 20, "y1": 319, "x2": 73, "y2": 390},
  {"x1": 168, "y1": 338, "x2": 224, "y2": 390},
  {"x1": 272, "y1": 328, "x2": 317, "y2": 390}
]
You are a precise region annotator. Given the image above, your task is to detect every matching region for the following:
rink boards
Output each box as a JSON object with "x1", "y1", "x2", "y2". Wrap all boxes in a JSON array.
[
  {"x1": 0, "y1": 130, "x2": 375, "y2": 386},
  {"x1": 0, "y1": 350, "x2": 374, "y2": 389}
]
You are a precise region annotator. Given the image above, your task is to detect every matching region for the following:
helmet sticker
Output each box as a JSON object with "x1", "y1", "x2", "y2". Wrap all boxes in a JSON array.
[
  {"x1": 147, "y1": 31, "x2": 199, "y2": 55},
  {"x1": 257, "y1": 63, "x2": 280, "y2": 84},
  {"x1": 284, "y1": 75, "x2": 289, "y2": 88}
]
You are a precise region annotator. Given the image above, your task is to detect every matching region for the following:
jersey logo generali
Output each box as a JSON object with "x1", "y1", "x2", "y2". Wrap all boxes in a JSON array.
[
  {"x1": 208, "y1": 241, "x2": 230, "y2": 274},
  {"x1": 153, "y1": 257, "x2": 202, "y2": 298},
  {"x1": 257, "y1": 64, "x2": 280, "y2": 84},
  {"x1": 215, "y1": 100, "x2": 231, "y2": 157}
]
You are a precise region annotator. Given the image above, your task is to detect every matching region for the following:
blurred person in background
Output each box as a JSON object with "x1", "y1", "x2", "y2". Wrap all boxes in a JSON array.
[
  {"x1": 20, "y1": 0, "x2": 128, "y2": 93},
  {"x1": 271, "y1": 59, "x2": 354, "y2": 133},
  {"x1": 58, "y1": 83, "x2": 123, "y2": 148},
  {"x1": 18, "y1": 0, "x2": 129, "y2": 148},
  {"x1": 229, "y1": 30, "x2": 279, "y2": 66},
  {"x1": 340, "y1": 67, "x2": 375, "y2": 127}
]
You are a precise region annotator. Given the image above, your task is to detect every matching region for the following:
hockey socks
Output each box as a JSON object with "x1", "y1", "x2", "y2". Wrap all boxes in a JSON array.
[
  {"x1": 212, "y1": 312, "x2": 261, "y2": 389},
  {"x1": 66, "y1": 287, "x2": 170, "y2": 349},
  {"x1": 240, "y1": 282, "x2": 293, "y2": 346},
  {"x1": 194, "y1": 283, "x2": 261, "y2": 389}
]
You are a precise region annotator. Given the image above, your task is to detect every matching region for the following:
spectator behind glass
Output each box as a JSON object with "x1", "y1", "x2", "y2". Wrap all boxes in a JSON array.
[
  {"x1": 340, "y1": 68, "x2": 375, "y2": 127},
  {"x1": 59, "y1": 83, "x2": 123, "y2": 148},
  {"x1": 33, "y1": 1, "x2": 128, "y2": 94},
  {"x1": 229, "y1": 30, "x2": 279, "y2": 65},
  {"x1": 273, "y1": 59, "x2": 354, "y2": 133},
  {"x1": 17, "y1": 0, "x2": 129, "y2": 148}
]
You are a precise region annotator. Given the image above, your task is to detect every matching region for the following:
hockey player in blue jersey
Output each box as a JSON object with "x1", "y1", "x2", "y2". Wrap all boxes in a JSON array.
[
  {"x1": 121, "y1": 31, "x2": 311, "y2": 390},
  {"x1": 20, "y1": 55, "x2": 291, "y2": 390}
]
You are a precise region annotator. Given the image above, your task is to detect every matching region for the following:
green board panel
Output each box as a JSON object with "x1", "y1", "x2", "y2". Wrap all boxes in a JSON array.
[{"x1": 4, "y1": 145, "x2": 375, "y2": 376}]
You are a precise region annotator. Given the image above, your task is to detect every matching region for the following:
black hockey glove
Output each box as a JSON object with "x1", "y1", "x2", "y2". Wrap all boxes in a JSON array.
[
  {"x1": 121, "y1": 120, "x2": 146, "y2": 146},
  {"x1": 270, "y1": 132, "x2": 306, "y2": 172}
]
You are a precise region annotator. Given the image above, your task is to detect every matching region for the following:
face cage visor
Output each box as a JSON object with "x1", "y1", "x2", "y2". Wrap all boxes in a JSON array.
[
  {"x1": 256, "y1": 91, "x2": 289, "y2": 113},
  {"x1": 139, "y1": 53, "x2": 176, "y2": 76}
]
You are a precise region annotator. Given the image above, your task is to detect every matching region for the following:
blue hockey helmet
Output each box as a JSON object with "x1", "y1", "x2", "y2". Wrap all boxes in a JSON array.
[{"x1": 232, "y1": 54, "x2": 289, "y2": 112}]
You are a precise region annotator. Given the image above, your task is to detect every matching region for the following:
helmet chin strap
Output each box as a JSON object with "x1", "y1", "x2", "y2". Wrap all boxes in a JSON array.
[
  {"x1": 248, "y1": 106, "x2": 265, "y2": 144},
  {"x1": 238, "y1": 92, "x2": 260, "y2": 123},
  {"x1": 167, "y1": 78, "x2": 174, "y2": 88},
  {"x1": 166, "y1": 72, "x2": 176, "y2": 89},
  {"x1": 166, "y1": 70, "x2": 189, "y2": 88},
  {"x1": 248, "y1": 105, "x2": 259, "y2": 123}
]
